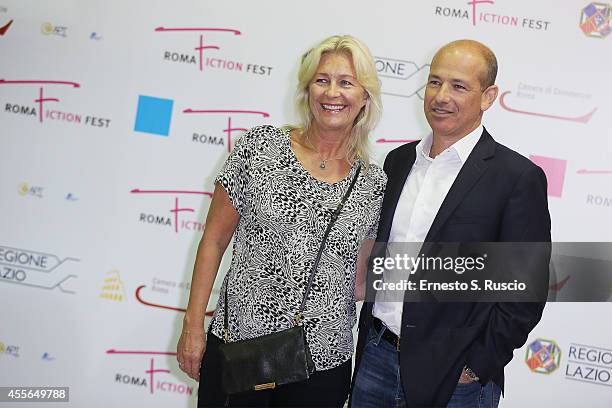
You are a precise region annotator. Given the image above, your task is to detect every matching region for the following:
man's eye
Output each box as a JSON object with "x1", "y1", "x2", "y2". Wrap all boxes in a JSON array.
[
  {"x1": 428, "y1": 80, "x2": 440, "y2": 86},
  {"x1": 454, "y1": 84, "x2": 467, "y2": 90}
]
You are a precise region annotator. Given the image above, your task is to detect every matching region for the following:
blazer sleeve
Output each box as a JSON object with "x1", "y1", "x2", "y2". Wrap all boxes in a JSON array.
[{"x1": 466, "y1": 164, "x2": 551, "y2": 384}]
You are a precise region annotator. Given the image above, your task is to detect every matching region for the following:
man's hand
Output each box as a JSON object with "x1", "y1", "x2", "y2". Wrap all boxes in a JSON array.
[{"x1": 458, "y1": 366, "x2": 479, "y2": 384}]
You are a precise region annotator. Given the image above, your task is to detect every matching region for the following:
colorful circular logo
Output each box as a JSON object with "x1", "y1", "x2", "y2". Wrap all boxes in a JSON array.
[
  {"x1": 580, "y1": 2, "x2": 612, "y2": 38},
  {"x1": 525, "y1": 338, "x2": 562, "y2": 374}
]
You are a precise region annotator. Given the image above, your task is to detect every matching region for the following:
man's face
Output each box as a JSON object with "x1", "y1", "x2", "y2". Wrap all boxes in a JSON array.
[{"x1": 424, "y1": 46, "x2": 496, "y2": 139}]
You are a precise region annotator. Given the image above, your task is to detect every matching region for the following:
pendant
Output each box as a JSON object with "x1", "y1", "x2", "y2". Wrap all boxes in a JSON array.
[{"x1": 319, "y1": 160, "x2": 326, "y2": 169}]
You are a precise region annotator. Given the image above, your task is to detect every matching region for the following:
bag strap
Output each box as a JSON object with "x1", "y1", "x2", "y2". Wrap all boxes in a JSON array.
[
  {"x1": 223, "y1": 164, "x2": 362, "y2": 342},
  {"x1": 295, "y1": 165, "x2": 361, "y2": 323}
]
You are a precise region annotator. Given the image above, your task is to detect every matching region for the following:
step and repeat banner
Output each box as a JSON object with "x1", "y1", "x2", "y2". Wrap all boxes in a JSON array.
[{"x1": 1, "y1": 1, "x2": 611, "y2": 406}]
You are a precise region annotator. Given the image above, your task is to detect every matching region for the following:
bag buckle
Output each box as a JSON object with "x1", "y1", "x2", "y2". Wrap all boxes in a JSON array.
[
  {"x1": 254, "y1": 382, "x2": 276, "y2": 391},
  {"x1": 293, "y1": 312, "x2": 303, "y2": 326}
]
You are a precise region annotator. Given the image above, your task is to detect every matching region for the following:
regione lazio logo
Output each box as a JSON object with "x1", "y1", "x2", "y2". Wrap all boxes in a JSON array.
[
  {"x1": 580, "y1": 2, "x2": 612, "y2": 38},
  {"x1": 134, "y1": 95, "x2": 174, "y2": 137},
  {"x1": 525, "y1": 338, "x2": 562, "y2": 374}
]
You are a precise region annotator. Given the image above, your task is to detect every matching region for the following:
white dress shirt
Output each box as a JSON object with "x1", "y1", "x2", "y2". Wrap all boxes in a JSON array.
[{"x1": 372, "y1": 125, "x2": 483, "y2": 335}]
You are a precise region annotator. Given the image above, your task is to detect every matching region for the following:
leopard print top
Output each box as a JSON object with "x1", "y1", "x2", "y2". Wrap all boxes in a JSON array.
[{"x1": 209, "y1": 125, "x2": 386, "y2": 370}]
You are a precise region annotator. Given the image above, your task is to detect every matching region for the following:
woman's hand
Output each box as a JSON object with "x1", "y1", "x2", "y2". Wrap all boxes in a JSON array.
[{"x1": 177, "y1": 326, "x2": 207, "y2": 381}]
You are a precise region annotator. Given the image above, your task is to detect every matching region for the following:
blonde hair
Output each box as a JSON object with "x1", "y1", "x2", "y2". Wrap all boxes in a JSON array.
[{"x1": 286, "y1": 35, "x2": 382, "y2": 168}]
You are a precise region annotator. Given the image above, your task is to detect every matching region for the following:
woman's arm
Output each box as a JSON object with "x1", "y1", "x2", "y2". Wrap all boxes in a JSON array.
[
  {"x1": 177, "y1": 183, "x2": 240, "y2": 381},
  {"x1": 355, "y1": 239, "x2": 374, "y2": 301}
]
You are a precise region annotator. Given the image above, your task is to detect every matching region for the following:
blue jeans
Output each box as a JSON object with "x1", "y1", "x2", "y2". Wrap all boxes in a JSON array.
[
  {"x1": 446, "y1": 381, "x2": 501, "y2": 408},
  {"x1": 351, "y1": 325, "x2": 502, "y2": 408}
]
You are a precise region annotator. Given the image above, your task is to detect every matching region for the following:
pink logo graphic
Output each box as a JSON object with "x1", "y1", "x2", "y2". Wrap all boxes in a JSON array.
[
  {"x1": 106, "y1": 349, "x2": 192, "y2": 395},
  {"x1": 155, "y1": 26, "x2": 241, "y2": 72},
  {"x1": 500, "y1": 91, "x2": 597, "y2": 123},
  {"x1": 183, "y1": 109, "x2": 270, "y2": 152},
  {"x1": 529, "y1": 155, "x2": 567, "y2": 198},
  {"x1": 376, "y1": 138, "x2": 418, "y2": 144},
  {"x1": 468, "y1": 0, "x2": 495, "y2": 25},
  {"x1": 0, "y1": 79, "x2": 80, "y2": 123},
  {"x1": 577, "y1": 168, "x2": 612, "y2": 175},
  {"x1": 549, "y1": 275, "x2": 571, "y2": 292},
  {"x1": 135, "y1": 284, "x2": 215, "y2": 317},
  {"x1": 130, "y1": 188, "x2": 213, "y2": 233}
]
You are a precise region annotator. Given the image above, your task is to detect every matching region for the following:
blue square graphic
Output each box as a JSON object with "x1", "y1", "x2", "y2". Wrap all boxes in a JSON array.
[{"x1": 134, "y1": 95, "x2": 174, "y2": 136}]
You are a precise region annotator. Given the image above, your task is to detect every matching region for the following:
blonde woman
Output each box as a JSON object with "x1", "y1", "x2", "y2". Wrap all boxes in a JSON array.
[{"x1": 178, "y1": 35, "x2": 386, "y2": 407}]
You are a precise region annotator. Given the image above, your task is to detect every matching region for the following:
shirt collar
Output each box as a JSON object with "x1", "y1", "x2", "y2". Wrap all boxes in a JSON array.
[{"x1": 416, "y1": 125, "x2": 483, "y2": 164}]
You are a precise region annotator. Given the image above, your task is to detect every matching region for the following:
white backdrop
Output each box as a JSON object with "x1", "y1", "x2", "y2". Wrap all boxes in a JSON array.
[{"x1": 1, "y1": 0, "x2": 611, "y2": 406}]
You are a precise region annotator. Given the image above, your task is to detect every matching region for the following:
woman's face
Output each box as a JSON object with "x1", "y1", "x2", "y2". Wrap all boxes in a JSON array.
[{"x1": 308, "y1": 52, "x2": 368, "y2": 136}]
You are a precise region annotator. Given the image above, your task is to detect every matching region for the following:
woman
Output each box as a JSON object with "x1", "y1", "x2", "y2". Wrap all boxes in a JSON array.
[{"x1": 177, "y1": 34, "x2": 387, "y2": 407}]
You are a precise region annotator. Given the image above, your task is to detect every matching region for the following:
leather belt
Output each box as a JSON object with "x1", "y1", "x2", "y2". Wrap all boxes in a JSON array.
[{"x1": 373, "y1": 317, "x2": 400, "y2": 351}]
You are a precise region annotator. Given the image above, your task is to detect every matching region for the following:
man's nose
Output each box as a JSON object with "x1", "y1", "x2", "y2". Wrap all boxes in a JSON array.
[{"x1": 434, "y1": 83, "x2": 451, "y2": 103}]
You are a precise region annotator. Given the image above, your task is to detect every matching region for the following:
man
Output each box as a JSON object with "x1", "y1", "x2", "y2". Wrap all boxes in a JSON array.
[{"x1": 351, "y1": 40, "x2": 551, "y2": 407}]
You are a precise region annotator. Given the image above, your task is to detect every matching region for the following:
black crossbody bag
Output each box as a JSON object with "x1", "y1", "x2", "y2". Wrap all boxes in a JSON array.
[{"x1": 218, "y1": 165, "x2": 361, "y2": 395}]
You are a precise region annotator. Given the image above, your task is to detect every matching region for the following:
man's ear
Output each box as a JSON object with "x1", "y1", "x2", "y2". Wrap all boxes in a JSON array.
[{"x1": 481, "y1": 85, "x2": 499, "y2": 112}]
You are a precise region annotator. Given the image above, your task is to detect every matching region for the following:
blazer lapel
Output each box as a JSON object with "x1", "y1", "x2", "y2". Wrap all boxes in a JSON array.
[
  {"x1": 425, "y1": 128, "x2": 496, "y2": 242},
  {"x1": 377, "y1": 145, "x2": 417, "y2": 243}
]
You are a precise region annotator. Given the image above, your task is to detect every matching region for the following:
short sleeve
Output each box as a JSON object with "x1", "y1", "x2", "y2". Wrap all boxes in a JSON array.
[
  {"x1": 214, "y1": 127, "x2": 258, "y2": 215},
  {"x1": 365, "y1": 219, "x2": 379, "y2": 240}
]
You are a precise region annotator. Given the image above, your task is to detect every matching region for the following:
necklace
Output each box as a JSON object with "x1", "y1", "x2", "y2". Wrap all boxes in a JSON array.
[
  {"x1": 318, "y1": 154, "x2": 346, "y2": 169},
  {"x1": 303, "y1": 131, "x2": 347, "y2": 170}
]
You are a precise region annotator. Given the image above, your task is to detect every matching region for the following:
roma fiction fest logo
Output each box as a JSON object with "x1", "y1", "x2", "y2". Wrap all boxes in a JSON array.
[
  {"x1": 578, "y1": 166, "x2": 612, "y2": 209},
  {"x1": 130, "y1": 188, "x2": 212, "y2": 234},
  {"x1": 0, "y1": 79, "x2": 112, "y2": 127},
  {"x1": 580, "y1": 2, "x2": 611, "y2": 38},
  {"x1": 186, "y1": 108, "x2": 270, "y2": 152},
  {"x1": 106, "y1": 349, "x2": 193, "y2": 396},
  {"x1": 434, "y1": 0, "x2": 551, "y2": 31},
  {"x1": 585, "y1": 192, "x2": 612, "y2": 208},
  {"x1": 0, "y1": 245, "x2": 79, "y2": 294},
  {"x1": 155, "y1": 26, "x2": 273, "y2": 77}
]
